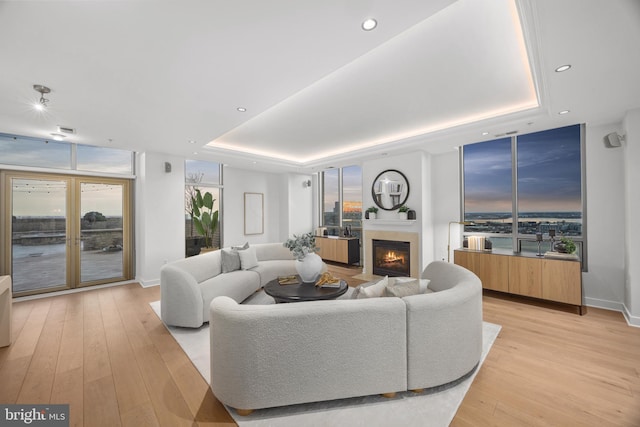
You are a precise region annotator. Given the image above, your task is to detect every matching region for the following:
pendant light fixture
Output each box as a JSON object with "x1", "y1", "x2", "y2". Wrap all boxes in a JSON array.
[{"x1": 33, "y1": 84, "x2": 51, "y2": 110}]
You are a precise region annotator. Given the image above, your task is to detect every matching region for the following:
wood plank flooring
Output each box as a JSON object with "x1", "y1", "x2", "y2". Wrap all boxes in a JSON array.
[{"x1": 1, "y1": 266, "x2": 639, "y2": 426}]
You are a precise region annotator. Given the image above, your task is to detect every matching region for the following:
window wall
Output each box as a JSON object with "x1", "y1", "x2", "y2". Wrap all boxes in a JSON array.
[
  {"x1": 185, "y1": 160, "x2": 222, "y2": 254},
  {"x1": 0, "y1": 133, "x2": 134, "y2": 175},
  {"x1": 462, "y1": 124, "x2": 586, "y2": 264},
  {"x1": 320, "y1": 165, "x2": 362, "y2": 240}
]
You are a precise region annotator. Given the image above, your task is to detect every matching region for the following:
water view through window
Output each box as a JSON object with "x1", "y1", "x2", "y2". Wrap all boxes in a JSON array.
[{"x1": 464, "y1": 125, "x2": 583, "y2": 242}]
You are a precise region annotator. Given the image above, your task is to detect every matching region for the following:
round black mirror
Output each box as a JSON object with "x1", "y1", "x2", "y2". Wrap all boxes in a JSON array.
[{"x1": 371, "y1": 169, "x2": 410, "y2": 211}]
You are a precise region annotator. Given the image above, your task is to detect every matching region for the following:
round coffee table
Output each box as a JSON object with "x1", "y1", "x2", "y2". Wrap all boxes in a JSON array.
[{"x1": 264, "y1": 276, "x2": 348, "y2": 303}]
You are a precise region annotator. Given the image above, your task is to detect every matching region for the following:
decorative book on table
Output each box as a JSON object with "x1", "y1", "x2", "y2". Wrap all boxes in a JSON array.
[{"x1": 278, "y1": 276, "x2": 300, "y2": 285}]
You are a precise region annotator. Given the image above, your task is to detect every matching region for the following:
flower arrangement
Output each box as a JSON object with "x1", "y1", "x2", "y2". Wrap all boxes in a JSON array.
[
  {"x1": 283, "y1": 232, "x2": 318, "y2": 261},
  {"x1": 366, "y1": 206, "x2": 379, "y2": 214},
  {"x1": 398, "y1": 205, "x2": 409, "y2": 213}
]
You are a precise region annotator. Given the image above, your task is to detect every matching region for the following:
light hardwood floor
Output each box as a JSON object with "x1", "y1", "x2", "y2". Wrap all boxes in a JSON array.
[{"x1": 1, "y1": 267, "x2": 639, "y2": 426}]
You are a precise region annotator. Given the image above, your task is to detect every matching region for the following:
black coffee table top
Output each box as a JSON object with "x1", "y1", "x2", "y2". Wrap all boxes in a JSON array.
[{"x1": 264, "y1": 276, "x2": 348, "y2": 303}]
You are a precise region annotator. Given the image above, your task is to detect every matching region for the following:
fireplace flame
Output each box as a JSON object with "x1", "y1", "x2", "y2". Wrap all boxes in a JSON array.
[{"x1": 383, "y1": 251, "x2": 404, "y2": 264}]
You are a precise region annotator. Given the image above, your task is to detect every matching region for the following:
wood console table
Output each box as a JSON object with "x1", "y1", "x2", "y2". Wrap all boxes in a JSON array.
[
  {"x1": 454, "y1": 249, "x2": 584, "y2": 314},
  {"x1": 316, "y1": 236, "x2": 360, "y2": 265}
]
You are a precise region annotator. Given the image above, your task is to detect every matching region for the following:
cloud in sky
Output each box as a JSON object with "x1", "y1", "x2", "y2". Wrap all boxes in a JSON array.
[{"x1": 464, "y1": 125, "x2": 581, "y2": 213}]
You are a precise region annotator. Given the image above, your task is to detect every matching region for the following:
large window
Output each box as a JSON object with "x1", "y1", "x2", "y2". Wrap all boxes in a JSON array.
[
  {"x1": 185, "y1": 160, "x2": 222, "y2": 255},
  {"x1": 462, "y1": 124, "x2": 585, "y2": 261},
  {"x1": 321, "y1": 165, "x2": 362, "y2": 239},
  {"x1": 0, "y1": 133, "x2": 134, "y2": 175}
]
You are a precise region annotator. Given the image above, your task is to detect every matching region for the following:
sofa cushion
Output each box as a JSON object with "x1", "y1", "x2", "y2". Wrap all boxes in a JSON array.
[
  {"x1": 384, "y1": 279, "x2": 420, "y2": 297},
  {"x1": 238, "y1": 246, "x2": 259, "y2": 270},
  {"x1": 200, "y1": 270, "x2": 260, "y2": 320},
  {"x1": 352, "y1": 276, "x2": 388, "y2": 299},
  {"x1": 250, "y1": 260, "x2": 297, "y2": 287},
  {"x1": 221, "y1": 248, "x2": 241, "y2": 273},
  {"x1": 393, "y1": 277, "x2": 430, "y2": 293}
]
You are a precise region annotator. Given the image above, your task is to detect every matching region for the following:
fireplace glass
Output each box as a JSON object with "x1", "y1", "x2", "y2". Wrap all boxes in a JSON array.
[{"x1": 372, "y1": 239, "x2": 410, "y2": 277}]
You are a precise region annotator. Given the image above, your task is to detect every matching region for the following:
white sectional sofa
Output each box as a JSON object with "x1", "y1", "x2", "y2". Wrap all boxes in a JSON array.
[
  {"x1": 160, "y1": 242, "x2": 299, "y2": 328},
  {"x1": 209, "y1": 261, "x2": 483, "y2": 415}
]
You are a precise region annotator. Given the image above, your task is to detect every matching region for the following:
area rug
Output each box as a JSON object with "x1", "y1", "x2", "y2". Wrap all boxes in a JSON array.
[{"x1": 150, "y1": 294, "x2": 500, "y2": 427}]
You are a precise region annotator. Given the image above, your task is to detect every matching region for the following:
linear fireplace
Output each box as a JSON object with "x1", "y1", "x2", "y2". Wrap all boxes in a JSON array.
[{"x1": 372, "y1": 239, "x2": 410, "y2": 277}]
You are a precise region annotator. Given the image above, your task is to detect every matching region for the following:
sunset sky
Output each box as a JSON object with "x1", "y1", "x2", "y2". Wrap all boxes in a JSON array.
[{"x1": 464, "y1": 124, "x2": 581, "y2": 213}]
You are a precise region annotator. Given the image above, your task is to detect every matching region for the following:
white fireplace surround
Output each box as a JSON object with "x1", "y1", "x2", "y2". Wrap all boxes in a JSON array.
[{"x1": 364, "y1": 230, "x2": 420, "y2": 278}]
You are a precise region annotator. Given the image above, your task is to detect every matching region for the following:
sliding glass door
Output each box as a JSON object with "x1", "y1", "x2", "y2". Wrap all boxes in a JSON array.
[{"x1": 2, "y1": 171, "x2": 132, "y2": 296}]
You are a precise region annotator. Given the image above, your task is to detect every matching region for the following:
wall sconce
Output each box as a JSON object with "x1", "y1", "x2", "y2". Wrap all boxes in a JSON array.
[
  {"x1": 448, "y1": 221, "x2": 472, "y2": 262},
  {"x1": 302, "y1": 179, "x2": 311, "y2": 188}
]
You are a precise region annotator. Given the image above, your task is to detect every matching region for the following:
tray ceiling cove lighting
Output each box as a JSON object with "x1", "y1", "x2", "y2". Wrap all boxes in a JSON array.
[{"x1": 33, "y1": 84, "x2": 51, "y2": 111}]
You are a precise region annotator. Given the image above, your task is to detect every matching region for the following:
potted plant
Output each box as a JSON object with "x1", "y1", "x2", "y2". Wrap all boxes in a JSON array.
[
  {"x1": 398, "y1": 205, "x2": 409, "y2": 220},
  {"x1": 365, "y1": 206, "x2": 378, "y2": 220},
  {"x1": 191, "y1": 189, "x2": 219, "y2": 252},
  {"x1": 283, "y1": 232, "x2": 323, "y2": 282},
  {"x1": 554, "y1": 237, "x2": 577, "y2": 254}
]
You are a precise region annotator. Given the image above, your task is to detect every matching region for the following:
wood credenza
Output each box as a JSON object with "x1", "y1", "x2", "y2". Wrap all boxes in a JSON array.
[
  {"x1": 454, "y1": 249, "x2": 584, "y2": 313},
  {"x1": 316, "y1": 236, "x2": 360, "y2": 265}
]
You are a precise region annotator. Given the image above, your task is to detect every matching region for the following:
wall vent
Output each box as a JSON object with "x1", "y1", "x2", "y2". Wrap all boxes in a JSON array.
[{"x1": 57, "y1": 125, "x2": 75, "y2": 134}]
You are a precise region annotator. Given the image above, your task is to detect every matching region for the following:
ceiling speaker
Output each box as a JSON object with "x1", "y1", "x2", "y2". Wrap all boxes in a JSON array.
[{"x1": 604, "y1": 132, "x2": 623, "y2": 148}]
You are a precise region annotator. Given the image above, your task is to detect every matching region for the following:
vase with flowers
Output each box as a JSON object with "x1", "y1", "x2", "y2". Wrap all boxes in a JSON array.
[{"x1": 284, "y1": 232, "x2": 323, "y2": 282}]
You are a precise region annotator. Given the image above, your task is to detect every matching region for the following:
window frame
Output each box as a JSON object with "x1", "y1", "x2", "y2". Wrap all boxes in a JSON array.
[
  {"x1": 460, "y1": 124, "x2": 587, "y2": 270},
  {"x1": 184, "y1": 160, "x2": 223, "y2": 249},
  {"x1": 319, "y1": 165, "x2": 363, "y2": 239}
]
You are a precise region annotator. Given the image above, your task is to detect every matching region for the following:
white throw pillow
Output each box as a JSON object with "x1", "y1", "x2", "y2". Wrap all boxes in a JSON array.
[
  {"x1": 419, "y1": 279, "x2": 431, "y2": 293},
  {"x1": 384, "y1": 279, "x2": 418, "y2": 297},
  {"x1": 221, "y1": 248, "x2": 241, "y2": 273},
  {"x1": 238, "y1": 246, "x2": 258, "y2": 270},
  {"x1": 361, "y1": 276, "x2": 388, "y2": 298}
]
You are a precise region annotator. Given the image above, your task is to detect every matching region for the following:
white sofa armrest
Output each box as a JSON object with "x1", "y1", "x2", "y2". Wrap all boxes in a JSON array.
[
  {"x1": 405, "y1": 263, "x2": 483, "y2": 389},
  {"x1": 209, "y1": 296, "x2": 407, "y2": 411},
  {"x1": 160, "y1": 264, "x2": 204, "y2": 328}
]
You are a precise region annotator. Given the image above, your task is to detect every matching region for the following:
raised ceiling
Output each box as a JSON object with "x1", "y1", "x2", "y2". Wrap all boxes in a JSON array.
[{"x1": 0, "y1": 0, "x2": 639, "y2": 172}]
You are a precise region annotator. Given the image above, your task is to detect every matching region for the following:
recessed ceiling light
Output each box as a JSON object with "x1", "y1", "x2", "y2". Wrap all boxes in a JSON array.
[
  {"x1": 193, "y1": 151, "x2": 198, "y2": 155},
  {"x1": 50, "y1": 133, "x2": 66, "y2": 141},
  {"x1": 237, "y1": 107, "x2": 247, "y2": 112},
  {"x1": 189, "y1": 140, "x2": 196, "y2": 144},
  {"x1": 558, "y1": 110, "x2": 570, "y2": 115},
  {"x1": 555, "y1": 64, "x2": 571, "y2": 72},
  {"x1": 482, "y1": 131, "x2": 489, "y2": 136},
  {"x1": 362, "y1": 18, "x2": 377, "y2": 31}
]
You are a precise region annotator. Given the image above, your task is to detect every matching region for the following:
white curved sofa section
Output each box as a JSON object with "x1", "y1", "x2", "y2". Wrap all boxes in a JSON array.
[
  {"x1": 208, "y1": 261, "x2": 483, "y2": 414},
  {"x1": 160, "y1": 242, "x2": 298, "y2": 328}
]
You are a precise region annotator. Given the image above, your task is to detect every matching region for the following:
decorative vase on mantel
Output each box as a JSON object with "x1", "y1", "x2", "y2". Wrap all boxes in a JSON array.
[
  {"x1": 295, "y1": 253, "x2": 323, "y2": 283},
  {"x1": 398, "y1": 212, "x2": 408, "y2": 220}
]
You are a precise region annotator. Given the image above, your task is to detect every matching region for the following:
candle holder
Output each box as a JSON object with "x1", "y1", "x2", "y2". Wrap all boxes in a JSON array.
[{"x1": 536, "y1": 232, "x2": 544, "y2": 257}]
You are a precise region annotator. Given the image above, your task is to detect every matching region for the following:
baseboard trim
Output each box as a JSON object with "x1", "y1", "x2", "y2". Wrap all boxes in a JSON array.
[
  {"x1": 585, "y1": 297, "x2": 640, "y2": 328},
  {"x1": 623, "y1": 306, "x2": 640, "y2": 328},
  {"x1": 13, "y1": 280, "x2": 137, "y2": 302},
  {"x1": 138, "y1": 278, "x2": 160, "y2": 288}
]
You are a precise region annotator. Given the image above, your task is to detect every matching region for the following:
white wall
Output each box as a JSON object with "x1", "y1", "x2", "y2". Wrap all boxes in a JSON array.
[
  {"x1": 283, "y1": 173, "x2": 314, "y2": 239},
  {"x1": 623, "y1": 108, "x2": 640, "y2": 326},
  {"x1": 222, "y1": 166, "x2": 283, "y2": 246},
  {"x1": 135, "y1": 152, "x2": 185, "y2": 286},
  {"x1": 431, "y1": 150, "x2": 461, "y2": 262},
  {"x1": 582, "y1": 123, "x2": 627, "y2": 311}
]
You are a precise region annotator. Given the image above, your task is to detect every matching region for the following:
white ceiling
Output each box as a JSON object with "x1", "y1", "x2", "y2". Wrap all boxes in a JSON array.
[{"x1": 1, "y1": 0, "x2": 639, "y2": 173}]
